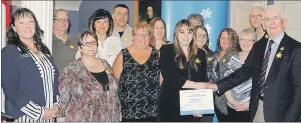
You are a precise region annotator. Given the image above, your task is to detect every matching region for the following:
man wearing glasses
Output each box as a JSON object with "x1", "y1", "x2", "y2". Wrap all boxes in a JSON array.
[
  {"x1": 203, "y1": 5, "x2": 301, "y2": 122},
  {"x1": 52, "y1": 9, "x2": 78, "y2": 73},
  {"x1": 249, "y1": 6, "x2": 265, "y2": 41}
]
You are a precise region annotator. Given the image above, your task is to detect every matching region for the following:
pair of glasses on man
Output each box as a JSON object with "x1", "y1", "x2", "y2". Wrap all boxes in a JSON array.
[
  {"x1": 263, "y1": 16, "x2": 281, "y2": 23},
  {"x1": 54, "y1": 18, "x2": 70, "y2": 23},
  {"x1": 80, "y1": 41, "x2": 97, "y2": 46}
]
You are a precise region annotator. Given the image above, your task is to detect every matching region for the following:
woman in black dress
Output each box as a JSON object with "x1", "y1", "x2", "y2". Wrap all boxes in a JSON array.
[
  {"x1": 113, "y1": 21, "x2": 160, "y2": 122},
  {"x1": 158, "y1": 19, "x2": 213, "y2": 122}
]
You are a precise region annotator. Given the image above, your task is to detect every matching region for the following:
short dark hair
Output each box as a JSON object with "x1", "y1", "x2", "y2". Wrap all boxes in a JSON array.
[
  {"x1": 88, "y1": 9, "x2": 114, "y2": 37},
  {"x1": 113, "y1": 4, "x2": 129, "y2": 14},
  {"x1": 6, "y1": 8, "x2": 50, "y2": 55},
  {"x1": 78, "y1": 30, "x2": 98, "y2": 47}
]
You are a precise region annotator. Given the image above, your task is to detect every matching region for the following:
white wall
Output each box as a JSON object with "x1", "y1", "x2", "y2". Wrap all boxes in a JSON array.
[
  {"x1": 229, "y1": 1, "x2": 267, "y2": 33},
  {"x1": 2, "y1": 3, "x2": 6, "y2": 113},
  {"x1": 274, "y1": 1, "x2": 301, "y2": 42}
]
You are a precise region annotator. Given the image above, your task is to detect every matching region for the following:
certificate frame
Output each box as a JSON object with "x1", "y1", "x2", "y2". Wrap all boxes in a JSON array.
[{"x1": 179, "y1": 89, "x2": 215, "y2": 115}]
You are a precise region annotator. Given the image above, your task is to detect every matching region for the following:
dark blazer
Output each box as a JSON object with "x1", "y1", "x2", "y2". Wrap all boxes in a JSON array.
[
  {"x1": 1, "y1": 45, "x2": 59, "y2": 119},
  {"x1": 216, "y1": 33, "x2": 301, "y2": 122},
  {"x1": 159, "y1": 44, "x2": 212, "y2": 122}
]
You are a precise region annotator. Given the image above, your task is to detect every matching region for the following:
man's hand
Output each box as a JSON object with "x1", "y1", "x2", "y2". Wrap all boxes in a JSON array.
[{"x1": 198, "y1": 82, "x2": 218, "y2": 91}]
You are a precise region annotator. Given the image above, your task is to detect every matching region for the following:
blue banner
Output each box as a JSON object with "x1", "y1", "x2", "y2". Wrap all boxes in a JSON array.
[{"x1": 162, "y1": 1, "x2": 229, "y2": 51}]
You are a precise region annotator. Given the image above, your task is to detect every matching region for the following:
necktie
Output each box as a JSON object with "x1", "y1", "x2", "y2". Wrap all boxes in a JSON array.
[{"x1": 259, "y1": 40, "x2": 274, "y2": 99}]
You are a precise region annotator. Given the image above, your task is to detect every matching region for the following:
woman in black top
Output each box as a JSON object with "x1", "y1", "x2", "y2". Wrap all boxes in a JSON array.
[
  {"x1": 113, "y1": 21, "x2": 160, "y2": 122},
  {"x1": 159, "y1": 19, "x2": 213, "y2": 122}
]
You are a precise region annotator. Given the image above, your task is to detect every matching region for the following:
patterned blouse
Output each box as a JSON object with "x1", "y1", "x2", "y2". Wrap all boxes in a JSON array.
[
  {"x1": 58, "y1": 58, "x2": 121, "y2": 122},
  {"x1": 118, "y1": 48, "x2": 160, "y2": 120},
  {"x1": 224, "y1": 53, "x2": 252, "y2": 110},
  {"x1": 17, "y1": 51, "x2": 58, "y2": 122},
  {"x1": 209, "y1": 51, "x2": 236, "y2": 115}
]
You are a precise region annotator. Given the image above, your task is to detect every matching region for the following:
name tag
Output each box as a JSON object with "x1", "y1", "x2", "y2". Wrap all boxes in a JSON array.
[{"x1": 20, "y1": 54, "x2": 31, "y2": 58}]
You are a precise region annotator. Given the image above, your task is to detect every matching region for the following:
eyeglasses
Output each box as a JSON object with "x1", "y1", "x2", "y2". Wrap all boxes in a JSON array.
[
  {"x1": 263, "y1": 16, "x2": 281, "y2": 23},
  {"x1": 80, "y1": 41, "x2": 97, "y2": 46},
  {"x1": 197, "y1": 34, "x2": 207, "y2": 39},
  {"x1": 240, "y1": 39, "x2": 255, "y2": 43},
  {"x1": 250, "y1": 14, "x2": 262, "y2": 19},
  {"x1": 54, "y1": 18, "x2": 70, "y2": 23},
  {"x1": 134, "y1": 33, "x2": 150, "y2": 37}
]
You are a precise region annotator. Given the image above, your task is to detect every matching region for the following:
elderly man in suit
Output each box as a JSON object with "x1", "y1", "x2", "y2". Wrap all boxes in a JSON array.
[{"x1": 203, "y1": 5, "x2": 301, "y2": 122}]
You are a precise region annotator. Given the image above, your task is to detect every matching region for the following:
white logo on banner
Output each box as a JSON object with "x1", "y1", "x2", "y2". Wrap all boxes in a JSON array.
[{"x1": 200, "y1": 8, "x2": 212, "y2": 19}]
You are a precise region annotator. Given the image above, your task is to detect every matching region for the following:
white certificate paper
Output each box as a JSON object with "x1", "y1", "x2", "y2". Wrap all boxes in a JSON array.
[{"x1": 180, "y1": 89, "x2": 214, "y2": 115}]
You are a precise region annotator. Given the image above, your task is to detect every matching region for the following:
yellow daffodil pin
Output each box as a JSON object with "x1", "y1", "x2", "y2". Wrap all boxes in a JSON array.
[
  {"x1": 207, "y1": 57, "x2": 213, "y2": 62},
  {"x1": 69, "y1": 45, "x2": 74, "y2": 49},
  {"x1": 265, "y1": 34, "x2": 269, "y2": 39},
  {"x1": 276, "y1": 47, "x2": 284, "y2": 59},
  {"x1": 124, "y1": 37, "x2": 128, "y2": 42},
  {"x1": 276, "y1": 52, "x2": 282, "y2": 59},
  {"x1": 222, "y1": 59, "x2": 226, "y2": 63},
  {"x1": 196, "y1": 58, "x2": 201, "y2": 64},
  {"x1": 105, "y1": 70, "x2": 111, "y2": 74},
  {"x1": 111, "y1": 45, "x2": 116, "y2": 50}
]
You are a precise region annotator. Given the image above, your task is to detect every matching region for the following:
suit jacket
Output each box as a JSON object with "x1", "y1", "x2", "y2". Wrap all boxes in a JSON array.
[
  {"x1": 1, "y1": 45, "x2": 59, "y2": 119},
  {"x1": 216, "y1": 33, "x2": 301, "y2": 122}
]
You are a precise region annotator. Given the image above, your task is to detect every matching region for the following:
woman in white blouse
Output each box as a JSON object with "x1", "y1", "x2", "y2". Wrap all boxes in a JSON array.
[
  {"x1": 76, "y1": 9, "x2": 121, "y2": 66},
  {"x1": 224, "y1": 28, "x2": 255, "y2": 122}
]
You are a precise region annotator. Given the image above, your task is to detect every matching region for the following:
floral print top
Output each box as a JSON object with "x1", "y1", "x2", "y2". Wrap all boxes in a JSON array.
[
  {"x1": 118, "y1": 48, "x2": 160, "y2": 120},
  {"x1": 58, "y1": 58, "x2": 121, "y2": 122}
]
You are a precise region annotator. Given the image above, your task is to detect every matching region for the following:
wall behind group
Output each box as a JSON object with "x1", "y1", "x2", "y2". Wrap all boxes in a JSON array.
[
  {"x1": 78, "y1": 1, "x2": 134, "y2": 34},
  {"x1": 68, "y1": 10, "x2": 79, "y2": 37}
]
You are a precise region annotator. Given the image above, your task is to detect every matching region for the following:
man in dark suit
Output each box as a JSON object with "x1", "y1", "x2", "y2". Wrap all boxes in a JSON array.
[{"x1": 203, "y1": 5, "x2": 301, "y2": 122}]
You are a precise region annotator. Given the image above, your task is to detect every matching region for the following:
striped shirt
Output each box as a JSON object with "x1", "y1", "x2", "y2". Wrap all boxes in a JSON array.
[
  {"x1": 17, "y1": 51, "x2": 57, "y2": 122},
  {"x1": 224, "y1": 53, "x2": 252, "y2": 110}
]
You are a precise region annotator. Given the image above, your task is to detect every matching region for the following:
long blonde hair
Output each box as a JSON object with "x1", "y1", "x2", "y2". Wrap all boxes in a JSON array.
[{"x1": 173, "y1": 19, "x2": 198, "y2": 71}]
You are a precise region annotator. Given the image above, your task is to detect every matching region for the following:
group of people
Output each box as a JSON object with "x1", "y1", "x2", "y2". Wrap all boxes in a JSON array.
[{"x1": 1, "y1": 3, "x2": 301, "y2": 122}]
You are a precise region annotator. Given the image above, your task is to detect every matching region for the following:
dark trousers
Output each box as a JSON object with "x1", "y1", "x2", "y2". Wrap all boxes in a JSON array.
[
  {"x1": 122, "y1": 116, "x2": 158, "y2": 122},
  {"x1": 227, "y1": 106, "x2": 250, "y2": 122},
  {"x1": 215, "y1": 106, "x2": 230, "y2": 122}
]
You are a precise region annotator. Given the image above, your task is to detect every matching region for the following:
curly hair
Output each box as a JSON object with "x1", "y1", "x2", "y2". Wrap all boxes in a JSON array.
[
  {"x1": 215, "y1": 28, "x2": 241, "y2": 55},
  {"x1": 6, "y1": 8, "x2": 50, "y2": 55}
]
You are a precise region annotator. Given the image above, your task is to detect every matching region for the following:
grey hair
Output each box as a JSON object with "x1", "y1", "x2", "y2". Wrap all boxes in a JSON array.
[
  {"x1": 262, "y1": 5, "x2": 285, "y2": 21},
  {"x1": 53, "y1": 8, "x2": 69, "y2": 19},
  {"x1": 187, "y1": 14, "x2": 204, "y2": 26},
  {"x1": 239, "y1": 28, "x2": 256, "y2": 42}
]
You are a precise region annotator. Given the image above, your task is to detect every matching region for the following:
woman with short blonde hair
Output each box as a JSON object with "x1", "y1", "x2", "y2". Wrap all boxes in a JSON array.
[{"x1": 113, "y1": 21, "x2": 160, "y2": 122}]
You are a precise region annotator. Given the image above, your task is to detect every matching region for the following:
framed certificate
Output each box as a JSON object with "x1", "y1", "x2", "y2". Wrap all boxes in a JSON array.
[{"x1": 179, "y1": 89, "x2": 215, "y2": 115}]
